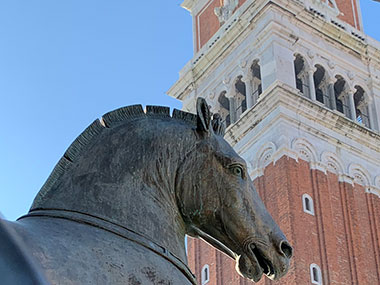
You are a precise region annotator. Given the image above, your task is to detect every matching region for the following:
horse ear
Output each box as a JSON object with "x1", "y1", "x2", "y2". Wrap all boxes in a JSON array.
[{"x1": 196, "y1": 97, "x2": 211, "y2": 134}]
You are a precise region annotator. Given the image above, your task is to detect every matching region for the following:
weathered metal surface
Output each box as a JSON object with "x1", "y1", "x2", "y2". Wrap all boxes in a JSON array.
[
  {"x1": 1, "y1": 98, "x2": 292, "y2": 284},
  {"x1": 0, "y1": 219, "x2": 48, "y2": 285}
]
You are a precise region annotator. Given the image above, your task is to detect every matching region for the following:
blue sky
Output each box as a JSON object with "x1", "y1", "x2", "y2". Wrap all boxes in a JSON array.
[{"x1": 1, "y1": 1, "x2": 379, "y2": 221}]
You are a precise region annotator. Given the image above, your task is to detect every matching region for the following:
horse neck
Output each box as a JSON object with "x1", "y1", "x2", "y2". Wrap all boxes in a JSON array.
[{"x1": 31, "y1": 119, "x2": 196, "y2": 263}]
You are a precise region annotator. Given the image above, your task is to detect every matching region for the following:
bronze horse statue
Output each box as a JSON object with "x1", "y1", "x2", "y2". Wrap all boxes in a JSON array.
[{"x1": 0, "y1": 98, "x2": 292, "y2": 284}]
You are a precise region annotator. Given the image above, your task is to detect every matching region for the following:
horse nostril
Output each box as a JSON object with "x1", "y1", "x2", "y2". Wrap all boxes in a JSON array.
[{"x1": 279, "y1": 240, "x2": 293, "y2": 259}]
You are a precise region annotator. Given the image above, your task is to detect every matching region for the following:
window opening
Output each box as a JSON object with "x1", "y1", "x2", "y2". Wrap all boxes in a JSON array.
[
  {"x1": 310, "y1": 263, "x2": 322, "y2": 284},
  {"x1": 334, "y1": 76, "x2": 350, "y2": 118},
  {"x1": 354, "y1": 85, "x2": 370, "y2": 128},
  {"x1": 313, "y1": 267, "x2": 319, "y2": 281},
  {"x1": 296, "y1": 78, "x2": 303, "y2": 93},
  {"x1": 250, "y1": 60, "x2": 262, "y2": 105},
  {"x1": 294, "y1": 55, "x2": 310, "y2": 98},
  {"x1": 235, "y1": 76, "x2": 247, "y2": 116},
  {"x1": 313, "y1": 65, "x2": 329, "y2": 105},
  {"x1": 316, "y1": 89, "x2": 324, "y2": 104},
  {"x1": 201, "y1": 264, "x2": 210, "y2": 285},
  {"x1": 218, "y1": 91, "x2": 231, "y2": 127},
  {"x1": 302, "y1": 194, "x2": 314, "y2": 215},
  {"x1": 305, "y1": 197, "x2": 311, "y2": 211}
]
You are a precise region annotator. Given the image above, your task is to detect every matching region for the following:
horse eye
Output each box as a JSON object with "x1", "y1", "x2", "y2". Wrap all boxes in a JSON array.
[{"x1": 231, "y1": 165, "x2": 243, "y2": 178}]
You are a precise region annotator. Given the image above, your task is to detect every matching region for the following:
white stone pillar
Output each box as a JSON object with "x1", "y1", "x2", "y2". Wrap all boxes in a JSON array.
[
  {"x1": 229, "y1": 96, "x2": 236, "y2": 123},
  {"x1": 372, "y1": 89, "x2": 380, "y2": 131},
  {"x1": 308, "y1": 69, "x2": 316, "y2": 101},
  {"x1": 242, "y1": 72, "x2": 253, "y2": 109},
  {"x1": 347, "y1": 90, "x2": 357, "y2": 120},
  {"x1": 259, "y1": 41, "x2": 296, "y2": 90},
  {"x1": 252, "y1": 78, "x2": 260, "y2": 104},
  {"x1": 367, "y1": 101, "x2": 375, "y2": 129},
  {"x1": 224, "y1": 80, "x2": 237, "y2": 123},
  {"x1": 235, "y1": 92, "x2": 243, "y2": 119},
  {"x1": 328, "y1": 80, "x2": 336, "y2": 110},
  {"x1": 222, "y1": 77, "x2": 234, "y2": 125}
]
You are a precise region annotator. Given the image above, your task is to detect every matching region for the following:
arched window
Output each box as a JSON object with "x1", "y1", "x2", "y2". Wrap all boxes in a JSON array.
[
  {"x1": 354, "y1": 85, "x2": 371, "y2": 128},
  {"x1": 218, "y1": 91, "x2": 231, "y2": 127},
  {"x1": 294, "y1": 55, "x2": 310, "y2": 98},
  {"x1": 250, "y1": 60, "x2": 262, "y2": 105},
  {"x1": 235, "y1": 76, "x2": 247, "y2": 117},
  {"x1": 302, "y1": 194, "x2": 314, "y2": 215},
  {"x1": 310, "y1": 263, "x2": 322, "y2": 284},
  {"x1": 201, "y1": 264, "x2": 210, "y2": 285},
  {"x1": 313, "y1": 65, "x2": 329, "y2": 105},
  {"x1": 334, "y1": 76, "x2": 350, "y2": 118}
]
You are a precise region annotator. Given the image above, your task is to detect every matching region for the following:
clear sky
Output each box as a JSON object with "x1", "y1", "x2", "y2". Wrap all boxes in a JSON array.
[{"x1": 1, "y1": 1, "x2": 379, "y2": 221}]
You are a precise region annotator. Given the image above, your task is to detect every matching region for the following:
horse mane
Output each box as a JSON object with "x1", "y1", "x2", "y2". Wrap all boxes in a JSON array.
[{"x1": 32, "y1": 104, "x2": 225, "y2": 209}]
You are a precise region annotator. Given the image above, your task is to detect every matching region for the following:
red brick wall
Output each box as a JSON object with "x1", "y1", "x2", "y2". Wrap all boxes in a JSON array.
[
  {"x1": 336, "y1": 0, "x2": 361, "y2": 29},
  {"x1": 187, "y1": 156, "x2": 380, "y2": 284},
  {"x1": 194, "y1": 0, "x2": 361, "y2": 53},
  {"x1": 195, "y1": 0, "x2": 247, "y2": 52}
]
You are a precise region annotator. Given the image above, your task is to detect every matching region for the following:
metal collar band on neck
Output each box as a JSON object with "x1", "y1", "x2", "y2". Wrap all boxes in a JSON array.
[{"x1": 20, "y1": 209, "x2": 197, "y2": 285}]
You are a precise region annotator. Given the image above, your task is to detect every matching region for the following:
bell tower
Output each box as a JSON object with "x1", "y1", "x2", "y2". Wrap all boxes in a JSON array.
[{"x1": 168, "y1": 0, "x2": 380, "y2": 284}]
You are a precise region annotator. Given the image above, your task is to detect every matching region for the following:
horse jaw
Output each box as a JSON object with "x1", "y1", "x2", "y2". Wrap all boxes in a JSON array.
[
  {"x1": 189, "y1": 226, "x2": 266, "y2": 282},
  {"x1": 189, "y1": 226, "x2": 236, "y2": 259}
]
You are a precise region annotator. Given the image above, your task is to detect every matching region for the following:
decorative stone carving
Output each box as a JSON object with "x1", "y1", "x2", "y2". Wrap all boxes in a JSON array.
[
  {"x1": 243, "y1": 134, "x2": 378, "y2": 197},
  {"x1": 255, "y1": 142, "x2": 277, "y2": 170},
  {"x1": 348, "y1": 163, "x2": 371, "y2": 186},
  {"x1": 321, "y1": 151, "x2": 344, "y2": 174},
  {"x1": 292, "y1": 138, "x2": 318, "y2": 163},
  {"x1": 214, "y1": 0, "x2": 239, "y2": 24}
]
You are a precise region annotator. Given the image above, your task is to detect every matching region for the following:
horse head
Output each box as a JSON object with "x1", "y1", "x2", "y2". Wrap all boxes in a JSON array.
[
  {"x1": 178, "y1": 98, "x2": 293, "y2": 282},
  {"x1": 27, "y1": 97, "x2": 291, "y2": 284}
]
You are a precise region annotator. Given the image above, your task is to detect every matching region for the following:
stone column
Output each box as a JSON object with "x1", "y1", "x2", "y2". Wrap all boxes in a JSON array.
[
  {"x1": 328, "y1": 80, "x2": 336, "y2": 110},
  {"x1": 371, "y1": 89, "x2": 380, "y2": 131},
  {"x1": 347, "y1": 90, "x2": 357, "y2": 120},
  {"x1": 252, "y1": 78, "x2": 261, "y2": 104},
  {"x1": 229, "y1": 96, "x2": 236, "y2": 123},
  {"x1": 224, "y1": 80, "x2": 237, "y2": 123},
  {"x1": 367, "y1": 100, "x2": 374, "y2": 129},
  {"x1": 242, "y1": 73, "x2": 253, "y2": 109},
  {"x1": 222, "y1": 77, "x2": 235, "y2": 125},
  {"x1": 308, "y1": 69, "x2": 316, "y2": 101}
]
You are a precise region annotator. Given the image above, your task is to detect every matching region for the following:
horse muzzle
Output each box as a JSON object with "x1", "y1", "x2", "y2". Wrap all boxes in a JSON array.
[{"x1": 236, "y1": 240, "x2": 293, "y2": 282}]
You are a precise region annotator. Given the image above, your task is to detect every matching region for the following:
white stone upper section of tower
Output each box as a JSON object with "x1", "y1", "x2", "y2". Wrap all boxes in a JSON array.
[{"x1": 169, "y1": 0, "x2": 380, "y2": 194}]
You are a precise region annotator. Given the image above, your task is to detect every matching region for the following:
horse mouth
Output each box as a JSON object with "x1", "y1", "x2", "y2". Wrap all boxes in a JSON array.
[
  {"x1": 251, "y1": 244, "x2": 275, "y2": 278},
  {"x1": 190, "y1": 227, "x2": 280, "y2": 281},
  {"x1": 237, "y1": 243, "x2": 275, "y2": 282}
]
